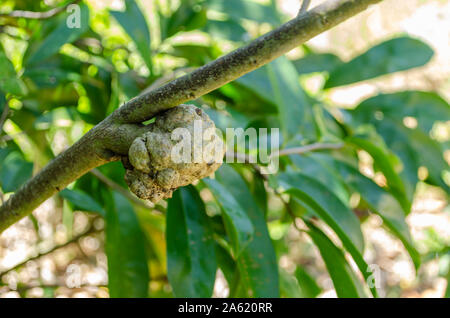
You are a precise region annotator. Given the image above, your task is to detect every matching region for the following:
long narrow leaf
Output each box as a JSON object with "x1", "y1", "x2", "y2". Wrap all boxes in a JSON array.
[
  {"x1": 104, "y1": 191, "x2": 150, "y2": 298},
  {"x1": 166, "y1": 186, "x2": 217, "y2": 297},
  {"x1": 213, "y1": 164, "x2": 280, "y2": 297}
]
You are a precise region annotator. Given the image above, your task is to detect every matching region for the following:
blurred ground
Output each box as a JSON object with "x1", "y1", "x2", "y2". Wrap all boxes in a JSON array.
[{"x1": 0, "y1": 0, "x2": 449, "y2": 298}]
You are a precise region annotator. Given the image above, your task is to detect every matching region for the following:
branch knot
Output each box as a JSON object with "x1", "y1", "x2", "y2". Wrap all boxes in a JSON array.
[{"x1": 124, "y1": 104, "x2": 225, "y2": 203}]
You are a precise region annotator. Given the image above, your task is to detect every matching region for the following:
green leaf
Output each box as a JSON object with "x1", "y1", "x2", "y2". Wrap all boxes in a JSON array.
[
  {"x1": 307, "y1": 223, "x2": 368, "y2": 298},
  {"x1": 292, "y1": 53, "x2": 342, "y2": 75},
  {"x1": 24, "y1": 67, "x2": 82, "y2": 89},
  {"x1": 289, "y1": 154, "x2": 350, "y2": 205},
  {"x1": 118, "y1": 71, "x2": 142, "y2": 100},
  {"x1": 267, "y1": 57, "x2": 312, "y2": 140},
  {"x1": 214, "y1": 243, "x2": 238, "y2": 290},
  {"x1": 295, "y1": 267, "x2": 322, "y2": 298},
  {"x1": 0, "y1": 46, "x2": 26, "y2": 96},
  {"x1": 332, "y1": 160, "x2": 420, "y2": 269},
  {"x1": 59, "y1": 188, "x2": 105, "y2": 216},
  {"x1": 352, "y1": 91, "x2": 450, "y2": 134},
  {"x1": 207, "y1": 0, "x2": 280, "y2": 25},
  {"x1": 0, "y1": 93, "x2": 4, "y2": 114},
  {"x1": 277, "y1": 172, "x2": 378, "y2": 297},
  {"x1": 251, "y1": 174, "x2": 268, "y2": 218},
  {"x1": 204, "y1": 19, "x2": 248, "y2": 42},
  {"x1": 279, "y1": 268, "x2": 302, "y2": 298},
  {"x1": 214, "y1": 164, "x2": 279, "y2": 297},
  {"x1": 325, "y1": 37, "x2": 434, "y2": 88},
  {"x1": 26, "y1": 3, "x2": 90, "y2": 66},
  {"x1": 278, "y1": 172, "x2": 364, "y2": 253},
  {"x1": 203, "y1": 178, "x2": 254, "y2": 256},
  {"x1": 236, "y1": 66, "x2": 274, "y2": 103},
  {"x1": 0, "y1": 151, "x2": 33, "y2": 193},
  {"x1": 349, "y1": 91, "x2": 450, "y2": 194},
  {"x1": 238, "y1": 57, "x2": 313, "y2": 140},
  {"x1": 166, "y1": 186, "x2": 217, "y2": 297},
  {"x1": 204, "y1": 107, "x2": 250, "y2": 132},
  {"x1": 104, "y1": 191, "x2": 149, "y2": 298},
  {"x1": 170, "y1": 44, "x2": 215, "y2": 66},
  {"x1": 33, "y1": 107, "x2": 80, "y2": 130},
  {"x1": 161, "y1": 1, "x2": 207, "y2": 39},
  {"x1": 370, "y1": 120, "x2": 421, "y2": 199},
  {"x1": 395, "y1": 124, "x2": 449, "y2": 193},
  {"x1": 111, "y1": 0, "x2": 152, "y2": 71},
  {"x1": 347, "y1": 136, "x2": 410, "y2": 212}
]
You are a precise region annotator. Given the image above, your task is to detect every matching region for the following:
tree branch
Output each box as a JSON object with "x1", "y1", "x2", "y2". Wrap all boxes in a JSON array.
[
  {"x1": 277, "y1": 142, "x2": 344, "y2": 157},
  {"x1": 112, "y1": 0, "x2": 382, "y2": 124},
  {"x1": 0, "y1": 0, "x2": 81, "y2": 20},
  {"x1": 0, "y1": 0, "x2": 383, "y2": 233}
]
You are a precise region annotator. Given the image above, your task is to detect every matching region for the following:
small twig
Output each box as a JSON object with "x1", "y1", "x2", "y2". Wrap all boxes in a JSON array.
[
  {"x1": 276, "y1": 142, "x2": 344, "y2": 158},
  {"x1": 0, "y1": 224, "x2": 101, "y2": 280},
  {"x1": 0, "y1": 97, "x2": 11, "y2": 136},
  {"x1": 89, "y1": 168, "x2": 159, "y2": 213},
  {"x1": 298, "y1": 0, "x2": 312, "y2": 16},
  {"x1": 0, "y1": 0, "x2": 81, "y2": 20},
  {"x1": 227, "y1": 143, "x2": 343, "y2": 163}
]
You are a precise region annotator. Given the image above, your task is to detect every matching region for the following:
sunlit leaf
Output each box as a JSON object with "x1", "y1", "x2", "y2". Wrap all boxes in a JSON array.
[
  {"x1": 278, "y1": 172, "x2": 364, "y2": 252},
  {"x1": 331, "y1": 160, "x2": 420, "y2": 269},
  {"x1": 295, "y1": 267, "x2": 322, "y2": 298},
  {"x1": 349, "y1": 91, "x2": 450, "y2": 194},
  {"x1": 0, "y1": 45, "x2": 26, "y2": 96},
  {"x1": 277, "y1": 172, "x2": 378, "y2": 297},
  {"x1": 238, "y1": 57, "x2": 313, "y2": 140},
  {"x1": 161, "y1": 1, "x2": 207, "y2": 39},
  {"x1": 347, "y1": 136, "x2": 410, "y2": 212},
  {"x1": 397, "y1": 125, "x2": 448, "y2": 192},
  {"x1": 207, "y1": 0, "x2": 280, "y2": 25},
  {"x1": 352, "y1": 91, "x2": 450, "y2": 134},
  {"x1": 307, "y1": 223, "x2": 368, "y2": 298},
  {"x1": 26, "y1": 4, "x2": 90, "y2": 66},
  {"x1": 292, "y1": 53, "x2": 342, "y2": 75},
  {"x1": 325, "y1": 37, "x2": 434, "y2": 88},
  {"x1": 111, "y1": 0, "x2": 152, "y2": 71}
]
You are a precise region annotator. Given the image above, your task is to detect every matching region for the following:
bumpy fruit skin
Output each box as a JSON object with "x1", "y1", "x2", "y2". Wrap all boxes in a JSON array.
[{"x1": 125, "y1": 104, "x2": 225, "y2": 203}]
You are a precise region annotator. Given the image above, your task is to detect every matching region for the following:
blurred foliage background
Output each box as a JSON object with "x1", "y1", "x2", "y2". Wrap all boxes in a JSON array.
[{"x1": 0, "y1": 0, "x2": 449, "y2": 298}]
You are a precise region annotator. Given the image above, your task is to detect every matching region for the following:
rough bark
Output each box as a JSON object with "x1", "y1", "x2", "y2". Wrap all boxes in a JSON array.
[{"x1": 0, "y1": 0, "x2": 383, "y2": 233}]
